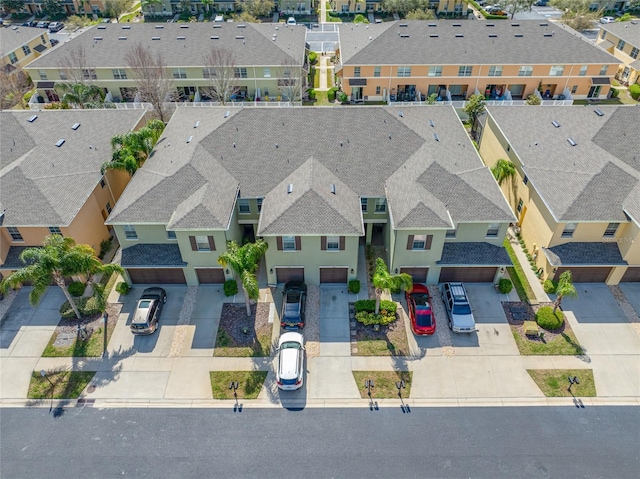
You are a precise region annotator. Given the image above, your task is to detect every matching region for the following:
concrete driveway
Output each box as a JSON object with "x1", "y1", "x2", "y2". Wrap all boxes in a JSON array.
[{"x1": 620, "y1": 283, "x2": 640, "y2": 317}]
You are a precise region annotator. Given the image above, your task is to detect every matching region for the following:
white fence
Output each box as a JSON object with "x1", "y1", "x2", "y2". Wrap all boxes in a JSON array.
[{"x1": 390, "y1": 99, "x2": 573, "y2": 107}]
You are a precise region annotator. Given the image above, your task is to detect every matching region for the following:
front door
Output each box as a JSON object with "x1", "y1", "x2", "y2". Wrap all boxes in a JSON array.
[
  {"x1": 587, "y1": 85, "x2": 601, "y2": 98},
  {"x1": 351, "y1": 86, "x2": 363, "y2": 102}
]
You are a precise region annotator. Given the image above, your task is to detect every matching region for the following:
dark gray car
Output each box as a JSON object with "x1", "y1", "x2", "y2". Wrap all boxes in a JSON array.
[
  {"x1": 131, "y1": 287, "x2": 167, "y2": 335},
  {"x1": 280, "y1": 281, "x2": 307, "y2": 330}
]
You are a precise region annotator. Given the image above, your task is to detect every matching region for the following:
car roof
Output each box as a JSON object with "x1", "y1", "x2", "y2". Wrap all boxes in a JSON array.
[
  {"x1": 409, "y1": 284, "x2": 429, "y2": 294},
  {"x1": 141, "y1": 287, "x2": 165, "y2": 297},
  {"x1": 284, "y1": 280, "x2": 307, "y2": 291}
]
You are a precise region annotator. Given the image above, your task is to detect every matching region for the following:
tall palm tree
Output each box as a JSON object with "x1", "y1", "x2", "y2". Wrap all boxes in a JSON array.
[
  {"x1": 491, "y1": 158, "x2": 518, "y2": 207},
  {"x1": 553, "y1": 270, "x2": 578, "y2": 314},
  {"x1": 201, "y1": 0, "x2": 214, "y2": 14},
  {"x1": 0, "y1": 235, "x2": 117, "y2": 320},
  {"x1": 372, "y1": 258, "x2": 413, "y2": 315},
  {"x1": 73, "y1": 243, "x2": 124, "y2": 294},
  {"x1": 218, "y1": 240, "x2": 268, "y2": 316},
  {"x1": 54, "y1": 82, "x2": 104, "y2": 109},
  {"x1": 101, "y1": 119, "x2": 165, "y2": 176}
]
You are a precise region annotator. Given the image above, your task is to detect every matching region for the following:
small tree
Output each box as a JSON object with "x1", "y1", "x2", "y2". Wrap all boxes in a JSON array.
[
  {"x1": 217, "y1": 240, "x2": 268, "y2": 316},
  {"x1": 0, "y1": 66, "x2": 31, "y2": 110},
  {"x1": 372, "y1": 258, "x2": 412, "y2": 315},
  {"x1": 553, "y1": 270, "x2": 578, "y2": 314},
  {"x1": 525, "y1": 94, "x2": 541, "y2": 105},
  {"x1": 141, "y1": 0, "x2": 163, "y2": 14},
  {"x1": 494, "y1": 0, "x2": 536, "y2": 19},
  {"x1": 237, "y1": 0, "x2": 274, "y2": 18},
  {"x1": 463, "y1": 94, "x2": 486, "y2": 136},
  {"x1": 201, "y1": 0, "x2": 214, "y2": 14},
  {"x1": 279, "y1": 57, "x2": 305, "y2": 103},
  {"x1": 105, "y1": 0, "x2": 133, "y2": 19},
  {"x1": 42, "y1": 0, "x2": 64, "y2": 16},
  {"x1": 54, "y1": 83, "x2": 104, "y2": 109},
  {"x1": 405, "y1": 9, "x2": 435, "y2": 20},
  {"x1": 202, "y1": 47, "x2": 239, "y2": 105},
  {"x1": 491, "y1": 158, "x2": 518, "y2": 208},
  {"x1": 57, "y1": 44, "x2": 93, "y2": 86},
  {"x1": 101, "y1": 119, "x2": 165, "y2": 175},
  {"x1": 1, "y1": 0, "x2": 25, "y2": 13}
]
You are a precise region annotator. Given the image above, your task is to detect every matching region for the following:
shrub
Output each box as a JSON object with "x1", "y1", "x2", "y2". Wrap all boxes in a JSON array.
[
  {"x1": 59, "y1": 296, "x2": 103, "y2": 319},
  {"x1": 355, "y1": 310, "x2": 396, "y2": 326},
  {"x1": 348, "y1": 279, "x2": 360, "y2": 294},
  {"x1": 498, "y1": 278, "x2": 513, "y2": 294},
  {"x1": 525, "y1": 94, "x2": 541, "y2": 105},
  {"x1": 308, "y1": 51, "x2": 318, "y2": 64},
  {"x1": 543, "y1": 280, "x2": 558, "y2": 294},
  {"x1": 353, "y1": 14, "x2": 369, "y2": 23},
  {"x1": 535, "y1": 306, "x2": 565, "y2": 330},
  {"x1": 115, "y1": 282, "x2": 131, "y2": 295},
  {"x1": 23, "y1": 90, "x2": 35, "y2": 104},
  {"x1": 338, "y1": 92, "x2": 348, "y2": 103},
  {"x1": 68, "y1": 281, "x2": 86, "y2": 297},
  {"x1": 610, "y1": 88, "x2": 619, "y2": 98},
  {"x1": 98, "y1": 237, "x2": 112, "y2": 260},
  {"x1": 327, "y1": 87, "x2": 339, "y2": 102},
  {"x1": 223, "y1": 280, "x2": 238, "y2": 297},
  {"x1": 308, "y1": 88, "x2": 316, "y2": 100},
  {"x1": 629, "y1": 84, "x2": 640, "y2": 100},
  {"x1": 355, "y1": 299, "x2": 396, "y2": 315}
]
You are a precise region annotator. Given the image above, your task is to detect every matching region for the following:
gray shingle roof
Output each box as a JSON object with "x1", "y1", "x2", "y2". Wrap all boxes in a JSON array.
[
  {"x1": 485, "y1": 105, "x2": 640, "y2": 223},
  {"x1": 120, "y1": 244, "x2": 187, "y2": 267},
  {"x1": 437, "y1": 242, "x2": 512, "y2": 266},
  {"x1": 542, "y1": 242, "x2": 627, "y2": 266},
  {"x1": 0, "y1": 26, "x2": 45, "y2": 57},
  {"x1": 27, "y1": 22, "x2": 306, "y2": 69},
  {"x1": 338, "y1": 20, "x2": 619, "y2": 66},
  {"x1": 601, "y1": 20, "x2": 640, "y2": 49},
  {"x1": 0, "y1": 110, "x2": 146, "y2": 227},
  {"x1": 109, "y1": 106, "x2": 514, "y2": 233}
]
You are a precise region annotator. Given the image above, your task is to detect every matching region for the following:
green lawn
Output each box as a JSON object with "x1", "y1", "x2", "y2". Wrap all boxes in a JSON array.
[
  {"x1": 42, "y1": 320, "x2": 115, "y2": 357},
  {"x1": 512, "y1": 328, "x2": 584, "y2": 356},
  {"x1": 527, "y1": 369, "x2": 596, "y2": 397},
  {"x1": 28, "y1": 371, "x2": 95, "y2": 399},
  {"x1": 504, "y1": 238, "x2": 536, "y2": 303},
  {"x1": 314, "y1": 90, "x2": 332, "y2": 106},
  {"x1": 352, "y1": 371, "x2": 412, "y2": 398},
  {"x1": 213, "y1": 328, "x2": 272, "y2": 357},
  {"x1": 209, "y1": 371, "x2": 268, "y2": 399}
]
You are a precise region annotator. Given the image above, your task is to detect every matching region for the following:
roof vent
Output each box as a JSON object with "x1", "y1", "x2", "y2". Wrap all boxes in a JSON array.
[
  {"x1": 194, "y1": 121, "x2": 200, "y2": 128},
  {"x1": 177, "y1": 36, "x2": 186, "y2": 40},
  {"x1": 27, "y1": 115, "x2": 38, "y2": 123},
  {"x1": 399, "y1": 23, "x2": 408, "y2": 27},
  {"x1": 180, "y1": 24, "x2": 188, "y2": 29},
  {"x1": 428, "y1": 23, "x2": 437, "y2": 27},
  {"x1": 224, "y1": 111, "x2": 230, "y2": 118},
  {"x1": 433, "y1": 133, "x2": 440, "y2": 142},
  {"x1": 330, "y1": 184, "x2": 336, "y2": 194},
  {"x1": 211, "y1": 35, "x2": 219, "y2": 39},
  {"x1": 118, "y1": 36, "x2": 127, "y2": 40},
  {"x1": 567, "y1": 138, "x2": 577, "y2": 146},
  {"x1": 235, "y1": 35, "x2": 244, "y2": 39},
  {"x1": 152, "y1": 36, "x2": 161, "y2": 40},
  {"x1": 121, "y1": 25, "x2": 131, "y2": 29},
  {"x1": 551, "y1": 120, "x2": 560, "y2": 128},
  {"x1": 429, "y1": 34, "x2": 438, "y2": 38},
  {"x1": 486, "y1": 23, "x2": 495, "y2": 27},
  {"x1": 186, "y1": 135, "x2": 193, "y2": 143},
  {"x1": 514, "y1": 34, "x2": 524, "y2": 37},
  {"x1": 397, "y1": 110, "x2": 404, "y2": 117},
  {"x1": 429, "y1": 120, "x2": 435, "y2": 127},
  {"x1": 97, "y1": 25, "x2": 106, "y2": 30},
  {"x1": 400, "y1": 34, "x2": 410, "y2": 38},
  {"x1": 511, "y1": 23, "x2": 520, "y2": 27},
  {"x1": 93, "y1": 36, "x2": 103, "y2": 40},
  {"x1": 287, "y1": 184, "x2": 293, "y2": 194},
  {"x1": 155, "y1": 25, "x2": 164, "y2": 29},
  {"x1": 455, "y1": 34, "x2": 463, "y2": 38},
  {"x1": 237, "y1": 24, "x2": 246, "y2": 28},
  {"x1": 489, "y1": 34, "x2": 498, "y2": 38},
  {"x1": 594, "y1": 109, "x2": 604, "y2": 117},
  {"x1": 55, "y1": 139, "x2": 65, "y2": 147},
  {"x1": 71, "y1": 123, "x2": 81, "y2": 130},
  {"x1": 452, "y1": 23, "x2": 462, "y2": 27},
  {"x1": 539, "y1": 22, "x2": 549, "y2": 26},
  {"x1": 543, "y1": 33, "x2": 553, "y2": 37}
]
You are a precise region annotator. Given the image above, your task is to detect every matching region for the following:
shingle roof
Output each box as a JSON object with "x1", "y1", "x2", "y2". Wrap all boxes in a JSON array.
[
  {"x1": 601, "y1": 20, "x2": 640, "y2": 49},
  {"x1": 0, "y1": 26, "x2": 45, "y2": 57},
  {"x1": 109, "y1": 106, "x2": 514, "y2": 233},
  {"x1": 437, "y1": 242, "x2": 512, "y2": 266},
  {"x1": 120, "y1": 244, "x2": 187, "y2": 267},
  {"x1": 542, "y1": 242, "x2": 627, "y2": 266},
  {"x1": 0, "y1": 110, "x2": 145, "y2": 227},
  {"x1": 27, "y1": 22, "x2": 306, "y2": 69},
  {"x1": 338, "y1": 20, "x2": 619, "y2": 66},
  {"x1": 485, "y1": 105, "x2": 640, "y2": 223}
]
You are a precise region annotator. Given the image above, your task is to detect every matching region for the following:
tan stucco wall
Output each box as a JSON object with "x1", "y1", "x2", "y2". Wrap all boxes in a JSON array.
[
  {"x1": 1, "y1": 31, "x2": 49, "y2": 70},
  {"x1": 617, "y1": 221, "x2": 640, "y2": 265}
]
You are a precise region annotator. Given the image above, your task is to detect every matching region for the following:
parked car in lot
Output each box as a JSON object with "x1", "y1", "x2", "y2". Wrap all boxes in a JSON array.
[
  {"x1": 405, "y1": 284, "x2": 435, "y2": 335},
  {"x1": 276, "y1": 332, "x2": 305, "y2": 390},
  {"x1": 48, "y1": 22, "x2": 64, "y2": 32},
  {"x1": 287, "y1": 17, "x2": 297, "y2": 25},
  {"x1": 600, "y1": 16, "x2": 615, "y2": 23},
  {"x1": 36, "y1": 21, "x2": 50, "y2": 28},
  {"x1": 50, "y1": 38, "x2": 59, "y2": 46},
  {"x1": 22, "y1": 20, "x2": 37, "y2": 27},
  {"x1": 441, "y1": 282, "x2": 476, "y2": 333},
  {"x1": 281, "y1": 280, "x2": 307, "y2": 330},
  {"x1": 214, "y1": 15, "x2": 224, "y2": 22},
  {"x1": 130, "y1": 287, "x2": 167, "y2": 335}
]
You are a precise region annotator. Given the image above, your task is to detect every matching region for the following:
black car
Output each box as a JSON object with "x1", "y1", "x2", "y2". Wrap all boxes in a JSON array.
[
  {"x1": 22, "y1": 21, "x2": 37, "y2": 27},
  {"x1": 50, "y1": 38, "x2": 59, "y2": 46},
  {"x1": 131, "y1": 287, "x2": 167, "y2": 335},
  {"x1": 280, "y1": 280, "x2": 307, "y2": 330}
]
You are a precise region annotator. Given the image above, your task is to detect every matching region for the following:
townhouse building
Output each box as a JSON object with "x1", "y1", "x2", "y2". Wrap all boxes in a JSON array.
[
  {"x1": 1, "y1": 25, "x2": 51, "y2": 74},
  {"x1": 142, "y1": 0, "x2": 314, "y2": 16},
  {"x1": 597, "y1": 19, "x2": 640, "y2": 86},
  {"x1": 331, "y1": 0, "x2": 468, "y2": 17},
  {"x1": 106, "y1": 106, "x2": 515, "y2": 286},
  {"x1": 336, "y1": 20, "x2": 620, "y2": 103},
  {"x1": 20, "y1": 0, "x2": 106, "y2": 16},
  {"x1": 478, "y1": 105, "x2": 640, "y2": 284}
]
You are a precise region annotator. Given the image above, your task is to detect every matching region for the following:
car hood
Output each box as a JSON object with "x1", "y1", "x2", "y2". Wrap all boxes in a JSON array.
[{"x1": 452, "y1": 313, "x2": 475, "y2": 328}]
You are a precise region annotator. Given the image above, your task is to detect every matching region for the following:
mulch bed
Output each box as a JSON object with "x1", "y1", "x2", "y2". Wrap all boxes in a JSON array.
[
  {"x1": 351, "y1": 303, "x2": 410, "y2": 356},
  {"x1": 215, "y1": 303, "x2": 272, "y2": 356},
  {"x1": 52, "y1": 302, "x2": 121, "y2": 345},
  {"x1": 502, "y1": 301, "x2": 569, "y2": 342}
]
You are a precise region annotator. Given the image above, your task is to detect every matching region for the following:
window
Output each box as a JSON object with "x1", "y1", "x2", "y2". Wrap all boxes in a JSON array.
[
  {"x1": 100, "y1": 178, "x2": 106, "y2": 188},
  {"x1": 123, "y1": 225, "x2": 138, "y2": 240},
  {"x1": 561, "y1": 223, "x2": 576, "y2": 238},
  {"x1": 518, "y1": 66, "x2": 533, "y2": 77},
  {"x1": 549, "y1": 65, "x2": 564, "y2": 76},
  {"x1": 202, "y1": 67, "x2": 216, "y2": 78},
  {"x1": 458, "y1": 65, "x2": 472, "y2": 77},
  {"x1": 341, "y1": 4, "x2": 348, "y2": 12},
  {"x1": 41, "y1": 35, "x2": 46, "y2": 44},
  {"x1": 617, "y1": 40, "x2": 626, "y2": 51},
  {"x1": 631, "y1": 47, "x2": 639, "y2": 60},
  {"x1": 195, "y1": 235, "x2": 210, "y2": 251},
  {"x1": 238, "y1": 198, "x2": 250, "y2": 214},
  {"x1": 361, "y1": 198, "x2": 368, "y2": 212},
  {"x1": 22, "y1": 45, "x2": 31, "y2": 56},
  {"x1": 82, "y1": 69, "x2": 97, "y2": 80},
  {"x1": 523, "y1": 175, "x2": 528, "y2": 185},
  {"x1": 282, "y1": 235, "x2": 296, "y2": 251},
  {"x1": 173, "y1": 68, "x2": 187, "y2": 79},
  {"x1": 112, "y1": 69, "x2": 127, "y2": 79},
  {"x1": 488, "y1": 65, "x2": 503, "y2": 77},
  {"x1": 9, "y1": 52, "x2": 17, "y2": 64},
  {"x1": 38, "y1": 70, "x2": 47, "y2": 80},
  {"x1": 354, "y1": 67, "x2": 361, "y2": 78},
  {"x1": 397, "y1": 66, "x2": 411, "y2": 77},
  {"x1": 600, "y1": 30, "x2": 606, "y2": 40},
  {"x1": 59, "y1": 70, "x2": 67, "y2": 80},
  {"x1": 571, "y1": 85, "x2": 578, "y2": 94},
  {"x1": 599, "y1": 65, "x2": 608, "y2": 75},
  {"x1": 374, "y1": 66, "x2": 381, "y2": 77},
  {"x1": 374, "y1": 198, "x2": 386, "y2": 213},
  {"x1": 412, "y1": 235, "x2": 427, "y2": 250},
  {"x1": 486, "y1": 223, "x2": 500, "y2": 237},
  {"x1": 263, "y1": 67, "x2": 271, "y2": 78},
  {"x1": 579, "y1": 65, "x2": 587, "y2": 76},
  {"x1": 234, "y1": 67, "x2": 247, "y2": 78},
  {"x1": 326, "y1": 236, "x2": 340, "y2": 251},
  {"x1": 516, "y1": 198, "x2": 524, "y2": 214},
  {"x1": 7, "y1": 227, "x2": 23, "y2": 241},
  {"x1": 446, "y1": 228, "x2": 457, "y2": 238},
  {"x1": 603, "y1": 223, "x2": 619, "y2": 237},
  {"x1": 105, "y1": 202, "x2": 112, "y2": 213},
  {"x1": 257, "y1": 198, "x2": 263, "y2": 212},
  {"x1": 167, "y1": 230, "x2": 177, "y2": 240},
  {"x1": 375, "y1": 86, "x2": 381, "y2": 95},
  {"x1": 428, "y1": 66, "x2": 443, "y2": 77}
]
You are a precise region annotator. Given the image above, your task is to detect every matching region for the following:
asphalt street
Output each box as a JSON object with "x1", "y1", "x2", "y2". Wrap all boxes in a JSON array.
[{"x1": 1, "y1": 406, "x2": 638, "y2": 478}]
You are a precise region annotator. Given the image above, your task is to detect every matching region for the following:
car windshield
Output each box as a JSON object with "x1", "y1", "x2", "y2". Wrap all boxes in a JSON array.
[
  {"x1": 452, "y1": 303, "x2": 471, "y2": 315},
  {"x1": 138, "y1": 300, "x2": 152, "y2": 309},
  {"x1": 280, "y1": 341, "x2": 300, "y2": 350},
  {"x1": 411, "y1": 293, "x2": 429, "y2": 306},
  {"x1": 415, "y1": 306, "x2": 433, "y2": 327},
  {"x1": 280, "y1": 378, "x2": 298, "y2": 385}
]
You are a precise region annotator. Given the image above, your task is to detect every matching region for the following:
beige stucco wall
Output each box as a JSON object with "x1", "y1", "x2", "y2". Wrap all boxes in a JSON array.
[
  {"x1": 617, "y1": 221, "x2": 640, "y2": 265},
  {"x1": 1, "y1": 31, "x2": 50, "y2": 70}
]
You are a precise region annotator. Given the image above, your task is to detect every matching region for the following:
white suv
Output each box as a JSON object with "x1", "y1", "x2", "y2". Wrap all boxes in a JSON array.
[
  {"x1": 441, "y1": 282, "x2": 476, "y2": 333},
  {"x1": 276, "y1": 332, "x2": 304, "y2": 390}
]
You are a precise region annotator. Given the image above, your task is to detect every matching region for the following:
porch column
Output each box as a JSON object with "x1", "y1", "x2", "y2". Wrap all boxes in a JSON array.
[{"x1": 365, "y1": 223, "x2": 373, "y2": 245}]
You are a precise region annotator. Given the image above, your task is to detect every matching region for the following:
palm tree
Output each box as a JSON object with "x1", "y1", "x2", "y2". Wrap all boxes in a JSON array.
[
  {"x1": 217, "y1": 240, "x2": 268, "y2": 316},
  {"x1": 101, "y1": 119, "x2": 165, "y2": 176},
  {"x1": 54, "y1": 82, "x2": 104, "y2": 109},
  {"x1": 0, "y1": 235, "x2": 116, "y2": 320},
  {"x1": 491, "y1": 158, "x2": 518, "y2": 207},
  {"x1": 73, "y1": 243, "x2": 124, "y2": 295},
  {"x1": 201, "y1": 0, "x2": 214, "y2": 14},
  {"x1": 553, "y1": 270, "x2": 578, "y2": 314},
  {"x1": 372, "y1": 258, "x2": 413, "y2": 315}
]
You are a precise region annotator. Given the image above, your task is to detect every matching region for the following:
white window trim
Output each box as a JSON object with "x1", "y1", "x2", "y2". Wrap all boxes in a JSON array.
[
  {"x1": 374, "y1": 198, "x2": 386, "y2": 213},
  {"x1": 238, "y1": 199, "x2": 251, "y2": 214},
  {"x1": 195, "y1": 235, "x2": 211, "y2": 251},
  {"x1": 282, "y1": 235, "x2": 296, "y2": 251},
  {"x1": 326, "y1": 236, "x2": 340, "y2": 251},
  {"x1": 123, "y1": 225, "x2": 138, "y2": 240},
  {"x1": 412, "y1": 235, "x2": 427, "y2": 250}
]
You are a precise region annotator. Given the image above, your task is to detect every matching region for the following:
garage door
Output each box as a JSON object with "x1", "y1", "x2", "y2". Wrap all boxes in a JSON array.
[
  {"x1": 276, "y1": 267, "x2": 304, "y2": 283},
  {"x1": 620, "y1": 267, "x2": 640, "y2": 283},
  {"x1": 554, "y1": 267, "x2": 612, "y2": 283},
  {"x1": 320, "y1": 267, "x2": 348, "y2": 283},
  {"x1": 400, "y1": 267, "x2": 428, "y2": 283},
  {"x1": 439, "y1": 267, "x2": 497, "y2": 283},
  {"x1": 128, "y1": 268, "x2": 186, "y2": 284},
  {"x1": 196, "y1": 268, "x2": 225, "y2": 284}
]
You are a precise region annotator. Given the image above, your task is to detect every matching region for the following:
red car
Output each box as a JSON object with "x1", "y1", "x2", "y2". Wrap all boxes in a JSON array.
[{"x1": 405, "y1": 284, "x2": 436, "y2": 335}]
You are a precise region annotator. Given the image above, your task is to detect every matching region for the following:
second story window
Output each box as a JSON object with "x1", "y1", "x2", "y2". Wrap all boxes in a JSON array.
[
  {"x1": 282, "y1": 235, "x2": 296, "y2": 251},
  {"x1": 195, "y1": 235, "x2": 211, "y2": 251},
  {"x1": 549, "y1": 65, "x2": 564, "y2": 76},
  {"x1": 173, "y1": 68, "x2": 187, "y2": 79},
  {"x1": 112, "y1": 69, "x2": 127, "y2": 79},
  {"x1": 326, "y1": 236, "x2": 340, "y2": 251},
  {"x1": 9, "y1": 52, "x2": 18, "y2": 64},
  {"x1": 631, "y1": 47, "x2": 639, "y2": 59},
  {"x1": 167, "y1": 230, "x2": 177, "y2": 240},
  {"x1": 234, "y1": 67, "x2": 247, "y2": 78},
  {"x1": 361, "y1": 198, "x2": 368, "y2": 213},
  {"x1": 603, "y1": 223, "x2": 619, "y2": 238},
  {"x1": 82, "y1": 68, "x2": 97, "y2": 80},
  {"x1": 561, "y1": 223, "x2": 576, "y2": 238},
  {"x1": 579, "y1": 65, "x2": 588, "y2": 76},
  {"x1": 7, "y1": 227, "x2": 23, "y2": 241},
  {"x1": 397, "y1": 66, "x2": 411, "y2": 77},
  {"x1": 599, "y1": 65, "x2": 608, "y2": 75},
  {"x1": 202, "y1": 67, "x2": 216, "y2": 78},
  {"x1": 39, "y1": 70, "x2": 47, "y2": 80},
  {"x1": 412, "y1": 235, "x2": 427, "y2": 250},
  {"x1": 238, "y1": 199, "x2": 250, "y2": 214},
  {"x1": 488, "y1": 65, "x2": 503, "y2": 77},
  {"x1": 257, "y1": 198, "x2": 263, "y2": 212},
  {"x1": 354, "y1": 67, "x2": 361, "y2": 77},
  {"x1": 263, "y1": 67, "x2": 271, "y2": 78},
  {"x1": 48, "y1": 227, "x2": 62, "y2": 235},
  {"x1": 22, "y1": 45, "x2": 31, "y2": 56},
  {"x1": 518, "y1": 65, "x2": 533, "y2": 77},
  {"x1": 374, "y1": 66, "x2": 381, "y2": 77},
  {"x1": 616, "y1": 40, "x2": 625, "y2": 51},
  {"x1": 458, "y1": 65, "x2": 472, "y2": 77},
  {"x1": 105, "y1": 202, "x2": 112, "y2": 213},
  {"x1": 428, "y1": 66, "x2": 443, "y2": 77},
  {"x1": 123, "y1": 225, "x2": 138, "y2": 240},
  {"x1": 59, "y1": 70, "x2": 67, "y2": 80},
  {"x1": 445, "y1": 228, "x2": 457, "y2": 238},
  {"x1": 374, "y1": 198, "x2": 386, "y2": 213},
  {"x1": 486, "y1": 223, "x2": 500, "y2": 238}
]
